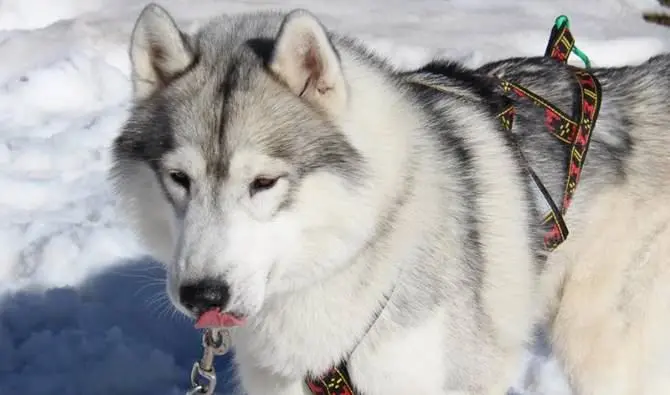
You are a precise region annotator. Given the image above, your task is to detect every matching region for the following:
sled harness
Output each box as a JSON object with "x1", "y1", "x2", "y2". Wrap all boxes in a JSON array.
[
  {"x1": 495, "y1": 15, "x2": 602, "y2": 252},
  {"x1": 184, "y1": 15, "x2": 603, "y2": 395}
]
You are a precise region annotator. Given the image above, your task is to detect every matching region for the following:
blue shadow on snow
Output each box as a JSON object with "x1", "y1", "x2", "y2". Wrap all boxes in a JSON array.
[{"x1": 0, "y1": 257, "x2": 239, "y2": 395}]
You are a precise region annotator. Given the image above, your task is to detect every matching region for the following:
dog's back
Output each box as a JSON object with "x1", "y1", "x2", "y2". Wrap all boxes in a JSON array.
[
  {"x1": 392, "y1": 50, "x2": 670, "y2": 394},
  {"x1": 476, "y1": 53, "x2": 670, "y2": 394}
]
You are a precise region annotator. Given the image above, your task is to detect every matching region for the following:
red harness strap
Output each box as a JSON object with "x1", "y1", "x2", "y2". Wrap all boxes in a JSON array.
[
  {"x1": 305, "y1": 18, "x2": 602, "y2": 395},
  {"x1": 496, "y1": 20, "x2": 602, "y2": 251},
  {"x1": 305, "y1": 365, "x2": 356, "y2": 395}
]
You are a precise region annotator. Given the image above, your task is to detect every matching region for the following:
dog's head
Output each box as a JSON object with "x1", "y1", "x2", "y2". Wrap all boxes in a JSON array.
[{"x1": 110, "y1": 4, "x2": 382, "y2": 323}]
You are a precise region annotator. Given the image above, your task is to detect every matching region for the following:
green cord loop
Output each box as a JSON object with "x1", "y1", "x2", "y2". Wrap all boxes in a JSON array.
[
  {"x1": 554, "y1": 15, "x2": 591, "y2": 68},
  {"x1": 555, "y1": 15, "x2": 570, "y2": 29}
]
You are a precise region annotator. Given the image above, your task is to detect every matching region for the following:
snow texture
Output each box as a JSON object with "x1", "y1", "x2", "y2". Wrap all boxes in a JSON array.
[{"x1": 0, "y1": 0, "x2": 668, "y2": 394}]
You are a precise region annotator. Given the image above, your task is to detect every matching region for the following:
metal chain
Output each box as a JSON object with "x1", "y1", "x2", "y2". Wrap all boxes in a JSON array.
[{"x1": 186, "y1": 328, "x2": 232, "y2": 395}]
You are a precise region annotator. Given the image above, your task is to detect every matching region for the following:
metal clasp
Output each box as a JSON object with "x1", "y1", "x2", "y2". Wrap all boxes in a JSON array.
[{"x1": 186, "y1": 328, "x2": 231, "y2": 395}]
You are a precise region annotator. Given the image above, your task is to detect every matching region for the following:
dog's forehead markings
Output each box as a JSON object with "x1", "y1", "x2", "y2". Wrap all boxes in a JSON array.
[
  {"x1": 177, "y1": 69, "x2": 342, "y2": 181},
  {"x1": 125, "y1": 10, "x2": 364, "y2": 187}
]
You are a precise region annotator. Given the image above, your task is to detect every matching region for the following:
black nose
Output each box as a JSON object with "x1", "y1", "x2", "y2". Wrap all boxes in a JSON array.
[{"x1": 179, "y1": 279, "x2": 230, "y2": 315}]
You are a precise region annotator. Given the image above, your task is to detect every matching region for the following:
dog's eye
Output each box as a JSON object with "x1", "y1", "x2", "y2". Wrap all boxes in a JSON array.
[
  {"x1": 249, "y1": 176, "x2": 278, "y2": 197},
  {"x1": 168, "y1": 170, "x2": 191, "y2": 191}
]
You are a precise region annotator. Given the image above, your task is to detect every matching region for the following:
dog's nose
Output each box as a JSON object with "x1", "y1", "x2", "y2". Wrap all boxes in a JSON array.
[{"x1": 179, "y1": 279, "x2": 230, "y2": 315}]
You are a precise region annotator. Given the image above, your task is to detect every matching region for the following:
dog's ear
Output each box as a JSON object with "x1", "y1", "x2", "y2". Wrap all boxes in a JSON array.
[
  {"x1": 269, "y1": 10, "x2": 347, "y2": 116},
  {"x1": 129, "y1": 3, "x2": 194, "y2": 100}
]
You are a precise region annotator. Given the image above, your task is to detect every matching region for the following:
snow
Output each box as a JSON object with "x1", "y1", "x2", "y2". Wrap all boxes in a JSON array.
[{"x1": 0, "y1": 0, "x2": 668, "y2": 394}]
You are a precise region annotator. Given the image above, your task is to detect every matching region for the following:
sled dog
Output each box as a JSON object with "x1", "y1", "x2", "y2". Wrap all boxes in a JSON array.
[{"x1": 110, "y1": 3, "x2": 670, "y2": 394}]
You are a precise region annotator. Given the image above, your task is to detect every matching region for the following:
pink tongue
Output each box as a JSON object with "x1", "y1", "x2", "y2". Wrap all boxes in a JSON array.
[{"x1": 195, "y1": 309, "x2": 247, "y2": 329}]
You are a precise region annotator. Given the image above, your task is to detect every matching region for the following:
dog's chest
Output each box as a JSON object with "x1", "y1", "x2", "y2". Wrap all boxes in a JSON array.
[
  {"x1": 345, "y1": 314, "x2": 450, "y2": 394},
  {"x1": 233, "y1": 294, "x2": 383, "y2": 378},
  {"x1": 235, "y1": 306, "x2": 451, "y2": 394}
]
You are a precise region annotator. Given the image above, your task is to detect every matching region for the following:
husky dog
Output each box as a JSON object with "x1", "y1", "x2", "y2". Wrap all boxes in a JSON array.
[{"x1": 110, "y1": 3, "x2": 670, "y2": 395}]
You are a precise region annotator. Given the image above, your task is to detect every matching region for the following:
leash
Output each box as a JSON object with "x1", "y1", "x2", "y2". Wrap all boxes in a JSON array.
[
  {"x1": 183, "y1": 15, "x2": 602, "y2": 395},
  {"x1": 185, "y1": 328, "x2": 232, "y2": 395}
]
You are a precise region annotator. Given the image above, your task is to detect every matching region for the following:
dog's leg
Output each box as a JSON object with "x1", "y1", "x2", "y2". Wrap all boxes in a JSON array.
[{"x1": 548, "y1": 190, "x2": 670, "y2": 395}]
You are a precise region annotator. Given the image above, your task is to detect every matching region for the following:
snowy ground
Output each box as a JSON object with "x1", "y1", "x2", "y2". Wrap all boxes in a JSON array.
[{"x1": 0, "y1": 0, "x2": 668, "y2": 394}]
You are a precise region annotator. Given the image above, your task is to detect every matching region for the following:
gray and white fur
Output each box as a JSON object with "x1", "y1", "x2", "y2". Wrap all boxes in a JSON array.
[{"x1": 110, "y1": 4, "x2": 670, "y2": 395}]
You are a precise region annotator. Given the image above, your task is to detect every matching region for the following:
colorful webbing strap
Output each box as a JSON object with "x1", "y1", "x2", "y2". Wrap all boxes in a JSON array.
[
  {"x1": 496, "y1": 16, "x2": 602, "y2": 251},
  {"x1": 305, "y1": 363, "x2": 357, "y2": 395},
  {"x1": 544, "y1": 15, "x2": 576, "y2": 63}
]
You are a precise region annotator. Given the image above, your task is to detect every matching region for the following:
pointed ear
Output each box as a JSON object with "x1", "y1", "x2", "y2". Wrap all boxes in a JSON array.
[
  {"x1": 269, "y1": 10, "x2": 347, "y2": 116},
  {"x1": 129, "y1": 3, "x2": 194, "y2": 100}
]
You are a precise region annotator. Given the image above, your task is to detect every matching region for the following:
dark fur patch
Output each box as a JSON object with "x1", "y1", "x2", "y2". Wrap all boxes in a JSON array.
[
  {"x1": 246, "y1": 37, "x2": 275, "y2": 64},
  {"x1": 402, "y1": 78, "x2": 487, "y2": 320},
  {"x1": 604, "y1": 118, "x2": 635, "y2": 181},
  {"x1": 112, "y1": 96, "x2": 182, "y2": 211},
  {"x1": 439, "y1": 126, "x2": 487, "y2": 313},
  {"x1": 399, "y1": 61, "x2": 550, "y2": 265},
  {"x1": 406, "y1": 60, "x2": 510, "y2": 117},
  {"x1": 113, "y1": 97, "x2": 175, "y2": 165}
]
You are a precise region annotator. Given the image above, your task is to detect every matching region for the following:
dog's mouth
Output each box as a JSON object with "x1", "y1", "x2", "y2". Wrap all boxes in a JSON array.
[{"x1": 195, "y1": 309, "x2": 248, "y2": 329}]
